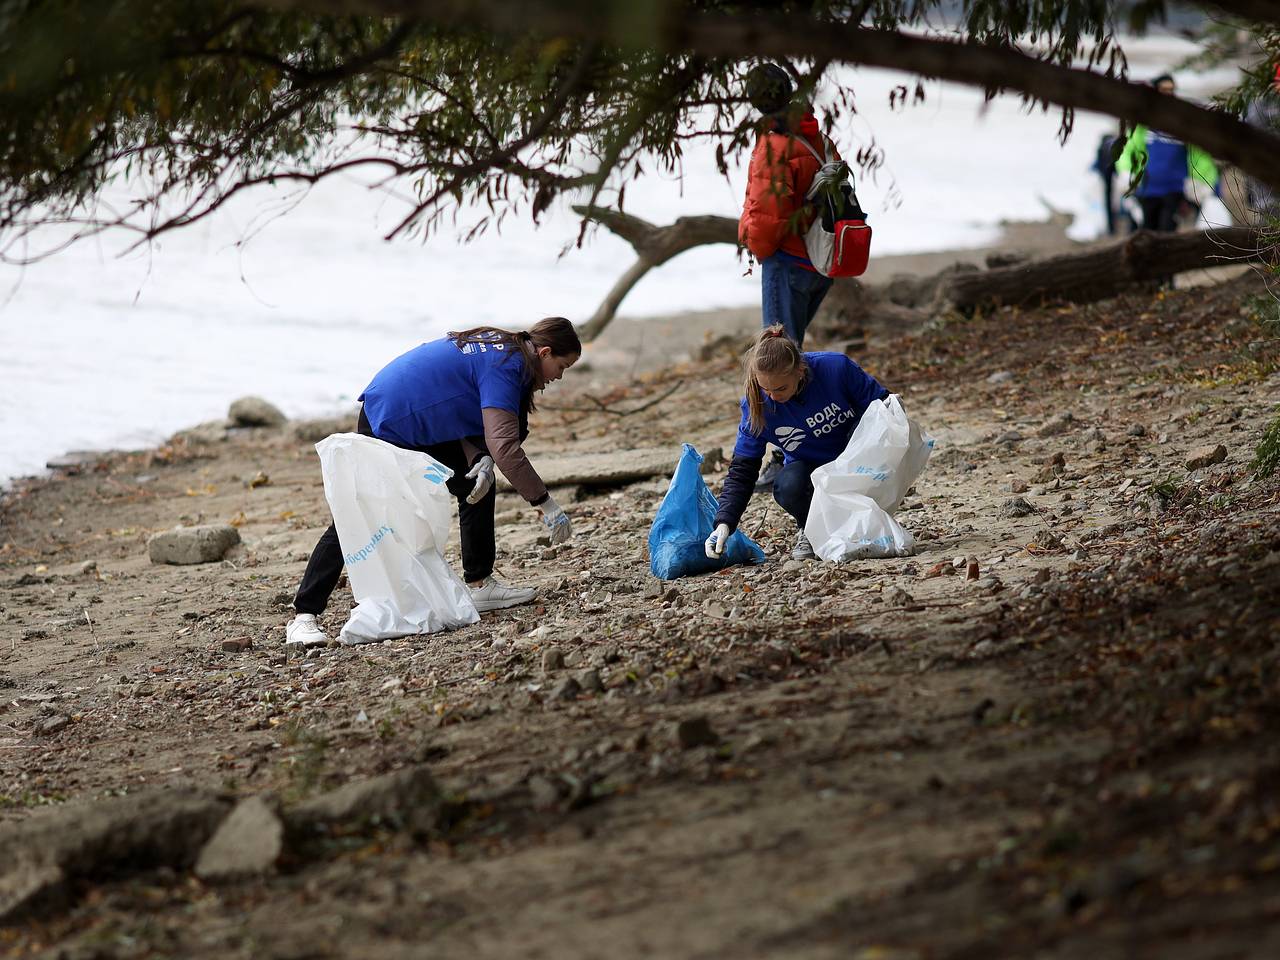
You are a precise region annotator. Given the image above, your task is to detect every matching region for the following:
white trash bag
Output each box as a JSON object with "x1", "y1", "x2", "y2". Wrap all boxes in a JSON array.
[
  {"x1": 316, "y1": 434, "x2": 479, "y2": 644},
  {"x1": 805, "y1": 395, "x2": 935, "y2": 561}
]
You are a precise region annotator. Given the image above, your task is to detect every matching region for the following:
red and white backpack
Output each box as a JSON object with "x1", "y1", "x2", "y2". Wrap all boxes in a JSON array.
[{"x1": 796, "y1": 136, "x2": 872, "y2": 278}]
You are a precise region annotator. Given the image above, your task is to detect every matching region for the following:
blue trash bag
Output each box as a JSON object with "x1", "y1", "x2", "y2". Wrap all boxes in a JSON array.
[{"x1": 648, "y1": 444, "x2": 766, "y2": 580}]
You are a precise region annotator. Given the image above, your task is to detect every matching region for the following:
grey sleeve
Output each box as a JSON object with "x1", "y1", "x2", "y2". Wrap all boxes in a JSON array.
[{"x1": 481, "y1": 407, "x2": 549, "y2": 506}]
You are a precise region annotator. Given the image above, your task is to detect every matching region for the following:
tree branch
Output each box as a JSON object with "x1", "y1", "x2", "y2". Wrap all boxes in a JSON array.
[{"x1": 254, "y1": 1, "x2": 1280, "y2": 193}]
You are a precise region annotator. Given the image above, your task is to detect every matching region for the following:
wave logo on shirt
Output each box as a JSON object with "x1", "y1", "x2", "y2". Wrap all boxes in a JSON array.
[
  {"x1": 421, "y1": 463, "x2": 450, "y2": 485},
  {"x1": 774, "y1": 426, "x2": 807, "y2": 452}
]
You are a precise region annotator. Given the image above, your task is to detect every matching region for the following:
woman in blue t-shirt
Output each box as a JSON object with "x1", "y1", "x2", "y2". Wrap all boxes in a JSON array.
[
  {"x1": 705, "y1": 325, "x2": 890, "y2": 561},
  {"x1": 286, "y1": 317, "x2": 581, "y2": 647}
]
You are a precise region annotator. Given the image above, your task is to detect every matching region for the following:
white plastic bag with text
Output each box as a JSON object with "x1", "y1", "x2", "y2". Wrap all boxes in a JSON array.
[
  {"x1": 316, "y1": 434, "x2": 479, "y2": 643},
  {"x1": 805, "y1": 395, "x2": 934, "y2": 561}
]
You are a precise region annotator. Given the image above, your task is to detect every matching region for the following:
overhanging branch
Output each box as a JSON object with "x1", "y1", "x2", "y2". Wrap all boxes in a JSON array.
[{"x1": 255, "y1": 0, "x2": 1280, "y2": 194}]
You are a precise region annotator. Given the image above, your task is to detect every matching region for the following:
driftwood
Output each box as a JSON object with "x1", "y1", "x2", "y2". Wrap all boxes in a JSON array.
[
  {"x1": 573, "y1": 205, "x2": 737, "y2": 341},
  {"x1": 938, "y1": 227, "x2": 1266, "y2": 311},
  {"x1": 576, "y1": 203, "x2": 1269, "y2": 340}
]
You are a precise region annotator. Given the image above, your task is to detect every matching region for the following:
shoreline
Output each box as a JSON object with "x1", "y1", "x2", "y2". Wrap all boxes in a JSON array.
[{"x1": 5, "y1": 213, "x2": 1086, "y2": 491}]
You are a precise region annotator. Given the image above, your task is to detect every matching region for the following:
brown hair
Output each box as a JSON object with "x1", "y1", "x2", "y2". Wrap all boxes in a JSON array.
[
  {"x1": 743, "y1": 325, "x2": 808, "y2": 435},
  {"x1": 449, "y1": 317, "x2": 581, "y2": 412}
]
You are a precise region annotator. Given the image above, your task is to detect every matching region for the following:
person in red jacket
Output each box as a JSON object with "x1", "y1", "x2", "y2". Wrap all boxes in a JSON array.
[{"x1": 739, "y1": 62, "x2": 837, "y2": 489}]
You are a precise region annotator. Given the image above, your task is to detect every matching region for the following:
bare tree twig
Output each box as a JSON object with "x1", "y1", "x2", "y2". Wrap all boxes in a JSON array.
[{"x1": 542, "y1": 379, "x2": 685, "y2": 417}]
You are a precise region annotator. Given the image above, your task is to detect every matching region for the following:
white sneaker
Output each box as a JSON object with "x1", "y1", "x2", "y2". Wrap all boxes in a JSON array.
[
  {"x1": 754, "y1": 449, "x2": 785, "y2": 493},
  {"x1": 285, "y1": 614, "x2": 329, "y2": 647},
  {"x1": 791, "y1": 531, "x2": 816, "y2": 561},
  {"x1": 470, "y1": 576, "x2": 537, "y2": 613}
]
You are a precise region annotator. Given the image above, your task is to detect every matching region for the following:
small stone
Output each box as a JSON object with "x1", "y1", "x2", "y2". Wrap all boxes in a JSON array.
[
  {"x1": 551, "y1": 676, "x2": 582, "y2": 701},
  {"x1": 1127, "y1": 424, "x2": 1146, "y2": 437},
  {"x1": 673, "y1": 715, "x2": 719, "y2": 749},
  {"x1": 886, "y1": 586, "x2": 913, "y2": 607},
  {"x1": 986, "y1": 371, "x2": 1014, "y2": 384},
  {"x1": 1185, "y1": 444, "x2": 1227, "y2": 471},
  {"x1": 1010, "y1": 478, "x2": 1029, "y2": 494},
  {"x1": 147, "y1": 524, "x2": 241, "y2": 565},
  {"x1": 541, "y1": 647, "x2": 566, "y2": 673},
  {"x1": 194, "y1": 796, "x2": 285, "y2": 880},
  {"x1": 1036, "y1": 413, "x2": 1074, "y2": 438},
  {"x1": 35, "y1": 715, "x2": 70, "y2": 736},
  {"x1": 577, "y1": 668, "x2": 604, "y2": 693},
  {"x1": 220, "y1": 638, "x2": 253, "y2": 653},
  {"x1": 227, "y1": 396, "x2": 287, "y2": 428},
  {"x1": 80, "y1": 560, "x2": 98, "y2": 576},
  {"x1": 994, "y1": 430, "x2": 1023, "y2": 445},
  {"x1": 528, "y1": 775, "x2": 562, "y2": 810},
  {"x1": 999, "y1": 496, "x2": 1036, "y2": 519},
  {"x1": 1031, "y1": 529, "x2": 1065, "y2": 553}
]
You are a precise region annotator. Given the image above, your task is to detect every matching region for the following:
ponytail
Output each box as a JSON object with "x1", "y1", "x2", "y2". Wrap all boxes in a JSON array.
[{"x1": 742, "y1": 325, "x2": 807, "y2": 435}]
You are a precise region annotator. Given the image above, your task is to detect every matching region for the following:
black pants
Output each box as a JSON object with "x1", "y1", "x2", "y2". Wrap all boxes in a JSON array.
[
  {"x1": 292, "y1": 410, "x2": 495, "y2": 615},
  {"x1": 1140, "y1": 193, "x2": 1182, "y2": 233},
  {"x1": 771, "y1": 459, "x2": 820, "y2": 528}
]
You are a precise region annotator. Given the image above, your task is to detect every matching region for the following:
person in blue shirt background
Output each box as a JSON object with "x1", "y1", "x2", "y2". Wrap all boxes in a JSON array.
[
  {"x1": 1117, "y1": 73, "x2": 1220, "y2": 234},
  {"x1": 704, "y1": 325, "x2": 890, "y2": 561},
  {"x1": 286, "y1": 317, "x2": 581, "y2": 647}
]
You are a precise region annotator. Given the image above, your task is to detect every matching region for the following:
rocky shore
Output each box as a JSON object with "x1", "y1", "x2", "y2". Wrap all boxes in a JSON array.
[{"x1": 2, "y1": 264, "x2": 1279, "y2": 958}]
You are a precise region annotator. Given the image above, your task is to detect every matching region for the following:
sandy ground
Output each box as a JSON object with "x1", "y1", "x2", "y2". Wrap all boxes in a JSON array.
[{"x1": 2, "y1": 251, "x2": 1280, "y2": 959}]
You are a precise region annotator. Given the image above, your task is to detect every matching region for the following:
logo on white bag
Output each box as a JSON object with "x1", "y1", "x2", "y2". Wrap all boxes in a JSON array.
[
  {"x1": 774, "y1": 426, "x2": 806, "y2": 452},
  {"x1": 345, "y1": 525, "x2": 394, "y2": 565},
  {"x1": 422, "y1": 464, "x2": 449, "y2": 485}
]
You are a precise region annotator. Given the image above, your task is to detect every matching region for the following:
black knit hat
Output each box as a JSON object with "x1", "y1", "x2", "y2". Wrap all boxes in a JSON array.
[{"x1": 745, "y1": 63, "x2": 794, "y2": 116}]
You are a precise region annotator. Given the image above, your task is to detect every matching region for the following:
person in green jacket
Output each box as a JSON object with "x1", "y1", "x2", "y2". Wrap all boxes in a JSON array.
[{"x1": 1116, "y1": 74, "x2": 1220, "y2": 233}]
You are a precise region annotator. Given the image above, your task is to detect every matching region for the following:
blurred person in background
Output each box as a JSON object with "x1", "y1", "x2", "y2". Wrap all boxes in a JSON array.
[{"x1": 1117, "y1": 73, "x2": 1220, "y2": 233}]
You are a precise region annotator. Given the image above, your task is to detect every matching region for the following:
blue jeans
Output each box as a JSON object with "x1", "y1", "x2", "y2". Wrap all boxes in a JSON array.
[
  {"x1": 762, "y1": 253, "x2": 833, "y2": 346},
  {"x1": 772, "y1": 459, "x2": 818, "y2": 527}
]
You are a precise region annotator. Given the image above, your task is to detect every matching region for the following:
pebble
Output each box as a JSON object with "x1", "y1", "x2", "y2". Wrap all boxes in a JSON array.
[
  {"x1": 1037, "y1": 412, "x2": 1075, "y2": 438},
  {"x1": 551, "y1": 676, "x2": 581, "y2": 701},
  {"x1": 674, "y1": 715, "x2": 719, "y2": 749},
  {"x1": 1127, "y1": 424, "x2": 1147, "y2": 437},
  {"x1": 1185, "y1": 443, "x2": 1227, "y2": 471},
  {"x1": 577, "y1": 668, "x2": 604, "y2": 693},
  {"x1": 986, "y1": 370, "x2": 1014, "y2": 384},
  {"x1": 999, "y1": 496, "x2": 1036, "y2": 519},
  {"x1": 35, "y1": 715, "x2": 70, "y2": 735},
  {"x1": 541, "y1": 647, "x2": 566, "y2": 673}
]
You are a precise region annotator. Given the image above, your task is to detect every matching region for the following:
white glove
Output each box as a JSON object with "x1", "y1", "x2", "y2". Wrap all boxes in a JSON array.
[
  {"x1": 464, "y1": 455, "x2": 495, "y2": 505},
  {"x1": 538, "y1": 494, "x2": 572, "y2": 545},
  {"x1": 705, "y1": 523, "x2": 731, "y2": 559}
]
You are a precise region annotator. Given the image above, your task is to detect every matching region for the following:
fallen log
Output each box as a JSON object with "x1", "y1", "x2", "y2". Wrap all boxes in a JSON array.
[
  {"x1": 939, "y1": 227, "x2": 1266, "y2": 311},
  {"x1": 573, "y1": 205, "x2": 738, "y2": 341}
]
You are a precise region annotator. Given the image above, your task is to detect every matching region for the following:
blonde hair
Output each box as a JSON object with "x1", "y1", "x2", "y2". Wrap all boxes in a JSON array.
[{"x1": 743, "y1": 325, "x2": 808, "y2": 435}]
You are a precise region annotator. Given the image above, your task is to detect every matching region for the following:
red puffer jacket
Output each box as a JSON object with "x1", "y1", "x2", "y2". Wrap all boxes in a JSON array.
[{"x1": 738, "y1": 112, "x2": 838, "y2": 263}]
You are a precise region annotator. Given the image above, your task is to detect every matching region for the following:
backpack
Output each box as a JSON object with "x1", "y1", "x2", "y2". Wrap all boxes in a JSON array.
[{"x1": 795, "y1": 135, "x2": 872, "y2": 278}]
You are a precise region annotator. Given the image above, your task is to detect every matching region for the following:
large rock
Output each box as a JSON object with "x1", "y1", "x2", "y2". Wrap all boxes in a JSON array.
[
  {"x1": 290, "y1": 765, "x2": 443, "y2": 837},
  {"x1": 148, "y1": 524, "x2": 241, "y2": 565},
  {"x1": 0, "y1": 789, "x2": 229, "y2": 921},
  {"x1": 195, "y1": 796, "x2": 285, "y2": 881},
  {"x1": 228, "y1": 396, "x2": 287, "y2": 428}
]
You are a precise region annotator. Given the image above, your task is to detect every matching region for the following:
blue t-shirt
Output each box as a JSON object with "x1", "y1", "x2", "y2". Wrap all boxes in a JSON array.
[
  {"x1": 358, "y1": 336, "x2": 528, "y2": 448},
  {"x1": 732, "y1": 352, "x2": 888, "y2": 465},
  {"x1": 1138, "y1": 130, "x2": 1188, "y2": 197}
]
